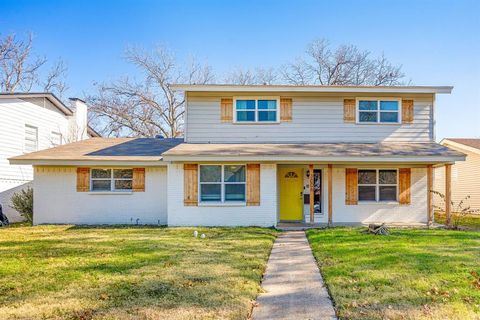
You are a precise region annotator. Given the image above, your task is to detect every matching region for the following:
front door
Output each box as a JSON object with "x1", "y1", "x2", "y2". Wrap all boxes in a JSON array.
[{"x1": 279, "y1": 168, "x2": 304, "y2": 221}]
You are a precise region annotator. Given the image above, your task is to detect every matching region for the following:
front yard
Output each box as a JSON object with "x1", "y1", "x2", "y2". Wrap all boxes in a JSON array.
[
  {"x1": 0, "y1": 225, "x2": 277, "y2": 320},
  {"x1": 307, "y1": 228, "x2": 480, "y2": 320}
]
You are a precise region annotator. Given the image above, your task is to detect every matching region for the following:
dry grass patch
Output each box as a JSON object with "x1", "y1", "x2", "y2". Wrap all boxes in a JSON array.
[
  {"x1": 435, "y1": 212, "x2": 480, "y2": 230},
  {"x1": 0, "y1": 225, "x2": 277, "y2": 319}
]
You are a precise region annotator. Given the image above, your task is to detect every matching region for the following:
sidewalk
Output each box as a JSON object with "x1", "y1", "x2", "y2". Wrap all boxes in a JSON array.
[{"x1": 252, "y1": 231, "x2": 336, "y2": 320}]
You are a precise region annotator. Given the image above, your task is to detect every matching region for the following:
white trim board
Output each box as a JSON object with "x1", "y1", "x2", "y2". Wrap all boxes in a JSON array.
[{"x1": 170, "y1": 84, "x2": 453, "y2": 94}]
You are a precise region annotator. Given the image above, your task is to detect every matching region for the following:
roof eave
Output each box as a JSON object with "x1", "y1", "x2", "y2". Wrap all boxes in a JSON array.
[
  {"x1": 170, "y1": 84, "x2": 453, "y2": 94},
  {"x1": 9, "y1": 159, "x2": 166, "y2": 166},
  {"x1": 0, "y1": 92, "x2": 74, "y2": 115},
  {"x1": 162, "y1": 155, "x2": 465, "y2": 163},
  {"x1": 440, "y1": 139, "x2": 480, "y2": 155}
]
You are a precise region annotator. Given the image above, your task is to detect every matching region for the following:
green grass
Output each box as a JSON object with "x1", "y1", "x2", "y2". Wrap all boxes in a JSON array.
[
  {"x1": 307, "y1": 228, "x2": 480, "y2": 320},
  {"x1": 0, "y1": 225, "x2": 277, "y2": 320},
  {"x1": 435, "y1": 212, "x2": 480, "y2": 230}
]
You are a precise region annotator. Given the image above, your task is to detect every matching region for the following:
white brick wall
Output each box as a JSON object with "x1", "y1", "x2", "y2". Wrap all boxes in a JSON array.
[
  {"x1": 167, "y1": 163, "x2": 278, "y2": 227},
  {"x1": 32, "y1": 164, "x2": 427, "y2": 226},
  {"x1": 332, "y1": 167, "x2": 427, "y2": 223},
  {"x1": 33, "y1": 166, "x2": 168, "y2": 225}
]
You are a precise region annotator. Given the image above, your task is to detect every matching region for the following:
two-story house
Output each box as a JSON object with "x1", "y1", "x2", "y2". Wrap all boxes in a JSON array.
[
  {"x1": 0, "y1": 93, "x2": 99, "y2": 221},
  {"x1": 9, "y1": 85, "x2": 465, "y2": 226}
]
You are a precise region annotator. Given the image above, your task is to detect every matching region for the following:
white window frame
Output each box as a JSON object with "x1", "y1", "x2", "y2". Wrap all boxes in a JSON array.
[
  {"x1": 24, "y1": 124, "x2": 38, "y2": 153},
  {"x1": 233, "y1": 96, "x2": 280, "y2": 124},
  {"x1": 356, "y1": 98, "x2": 402, "y2": 124},
  {"x1": 198, "y1": 164, "x2": 247, "y2": 203},
  {"x1": 50, "y1": 131, "x2": 62, "y2": 147},
  {"x1": 358, "y1": 168, "x2": 398, "y2": 203},
  {"x1": 90, "y1": 168, "x2": 133, "y2": 192}
]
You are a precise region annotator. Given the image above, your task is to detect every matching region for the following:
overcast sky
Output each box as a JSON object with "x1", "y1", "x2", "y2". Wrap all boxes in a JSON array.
[{"x1": 1, "y1": 0, "x2": 479, "y2": 140}]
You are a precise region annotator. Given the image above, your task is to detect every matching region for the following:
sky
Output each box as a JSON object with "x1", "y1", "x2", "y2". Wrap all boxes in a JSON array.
[{"x1": 1, "y1": 0, "x2": 479, "y2": 140}]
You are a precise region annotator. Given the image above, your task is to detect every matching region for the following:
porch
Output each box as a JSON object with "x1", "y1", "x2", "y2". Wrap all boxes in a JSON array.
[{"x1": 275, "y1": 163, "x2": 456, "y2": 227}]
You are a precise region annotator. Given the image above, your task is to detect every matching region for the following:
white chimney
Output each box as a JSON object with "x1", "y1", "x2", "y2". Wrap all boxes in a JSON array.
[{"x1": 68, "y1": 98, "x2": 88, "y2": 141}]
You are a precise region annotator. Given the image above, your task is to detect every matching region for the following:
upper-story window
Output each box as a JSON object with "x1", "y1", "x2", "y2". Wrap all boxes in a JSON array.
[
  {"x1": 51, "y1": 132, "x2": 62, "y2": 147},
  {"x1": 24, "y1": 124, "x2": 38, "y2": 153},
  {"x1": 234, "y1": 98, "x2": 279, "y2": 123},
  {"x1": 357, "y1": 99, "x2": 400, "y2": 124}
]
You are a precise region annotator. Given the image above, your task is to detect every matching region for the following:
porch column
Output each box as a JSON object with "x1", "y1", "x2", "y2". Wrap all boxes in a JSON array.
[
  {"x1": 328, "y1": 164, "x2": 333, "y2": 226},
  {"x1": 309, "y1": 164, "x2": 314, "y2": 223},
  {"x1": 445, "y1": 164, "x2": 452, "y2": 227},
  {"x1": 427, "y1": 164, "x2": 433, "y2": 226}
]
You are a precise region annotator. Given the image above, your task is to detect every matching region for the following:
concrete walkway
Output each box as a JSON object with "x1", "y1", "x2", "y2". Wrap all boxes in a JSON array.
[{"x1": 252, "y1": 231, "x2": 336, "y2": 320}]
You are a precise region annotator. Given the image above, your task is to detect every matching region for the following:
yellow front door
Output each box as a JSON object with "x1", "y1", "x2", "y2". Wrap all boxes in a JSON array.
[{"x1": 279, "y1": 168, "x2": 304, "y2": 221}]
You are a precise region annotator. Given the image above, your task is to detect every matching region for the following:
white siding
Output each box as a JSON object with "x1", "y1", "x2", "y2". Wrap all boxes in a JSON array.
[
  {"x1": 167, "y1": 163, "x2": 277, "y2": 227},
  {"x1": 0, "y1": 98, "x2": 72, "y2": 221},
  {"x1": 0, "y1": 98, "x2": 70, "y2": 183},
  {"x1": 186, "y1": 95, "x2": 434, "y2": 143},
  {"x1": 332, "y1": 167, "x2": 428, "y2": 223},
  {"x1": 33, "y1": 166, "x2": 168, "y2": 225},
  {"x1": 434, "y1": 147, "x2": 480, "y2": 211}
]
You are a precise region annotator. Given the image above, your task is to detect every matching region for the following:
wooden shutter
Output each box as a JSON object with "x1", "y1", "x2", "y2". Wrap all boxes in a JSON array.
[
  {"x1": 221, "y1": 98, "x2": 233, "y2": 122},
  {"x1": 345, "y1": 168, "x2": 358, "y2": 205},
  {"x1": 344, "y1": 99, "x2": 356, "y2": 123},
  {"x1": 76, "y1": 167, "x2": 90, "y2": 192},
  {"x1": 280, "y1": 98, "x2": 292, "y2": 122},
  {"x1": 184, "y1": 164, "x2": 198, "y2": 206},
  {"x1": 132, "y1": 168, "x2": 145, "y2": 192},
  {"x1": 399, "y1": 168, "x2": 411, "y2": 205},
  {"x1": 246, "y1": 164, "x2": 260, "y2": 206},
  {"x1": 402, "y1": 99, "x2": 414, "y2": 124}
]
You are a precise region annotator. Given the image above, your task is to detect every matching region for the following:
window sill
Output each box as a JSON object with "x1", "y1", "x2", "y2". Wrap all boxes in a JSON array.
[
  {"x1": 232, "y1": 122, "x2": 280, "y2": 125},
  {"x1": 198, "y1": 201, "x2": 246, "y2": 207},
  {"x1": 358, "y1": 201, "x2": 399, "y2": 205},
  {"x1": 88, "y1": 191, "x2": 133, "y2": 195},
  {"x1": 355, "y1": 122, "x2": 401, "y2": 125}
]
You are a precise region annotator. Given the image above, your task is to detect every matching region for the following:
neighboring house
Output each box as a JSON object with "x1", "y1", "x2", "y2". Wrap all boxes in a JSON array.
[
  {"x1": 10, "y1": 85, "x2": 465, "y2": 227},
  {"x1": 434, "y1": 138, "x2": 480, "y2": 211},
  {"x1": 0, "y1": 93, "x2": 99, "y2": 221}
]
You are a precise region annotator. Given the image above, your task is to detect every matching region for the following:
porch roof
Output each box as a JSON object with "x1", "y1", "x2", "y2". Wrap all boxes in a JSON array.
[{"x1": 162, "y1": 142, "x2": 465, "y2": 163}]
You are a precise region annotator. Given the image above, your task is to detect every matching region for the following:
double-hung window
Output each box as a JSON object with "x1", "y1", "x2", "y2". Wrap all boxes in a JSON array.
[
  {"x1": 358, "y1": 99, "x2": 400, "y2": 123},
  {"x1": 358, "y1": 169, "x2": 398, "y2": 202},
  {"x1": 235, "y1": 98, "x2": 278, "y2": 123},
  {"x1": 199, "y1": 165, "x2": 246, "y2": 202},
  {"x1": 91, "y1": 169, "x2": 133, "y2": 192},
  {"x1": 24, "y1": 124, "x2": 38, "y2": 153},
  {"x1": 51, "y1": 132, "x2": 62, "y2": 147}
]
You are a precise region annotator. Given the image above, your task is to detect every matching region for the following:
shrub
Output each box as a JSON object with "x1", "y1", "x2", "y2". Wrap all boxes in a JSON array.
[
  {"x1": 10, "y1": 187, "x2": 33, "y2": 224},
  {"x1": 431, "y1": 190, "x2": 479, "y2": 229}
]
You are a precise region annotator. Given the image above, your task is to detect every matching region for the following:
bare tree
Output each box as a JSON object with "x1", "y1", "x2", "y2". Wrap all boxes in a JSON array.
[
  {"x1": 0, "y1": 33, "x2": 68, "y2": 97},
  {"x1": 87, "y1": 46, "x2": 214, "y2": 138},
  {"x1": 224, "y1": 67, "x2": 278, "y2": 85},
  {"x1": 43, "y1": 59, "x2": 68, "y2": 97},
  {"x1": 281, "y1": 39, "x2": 405, "y2": 85}
]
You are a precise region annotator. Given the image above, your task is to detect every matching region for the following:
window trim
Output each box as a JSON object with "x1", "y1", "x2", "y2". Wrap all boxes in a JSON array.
[
  {"x1": 356, "y1": 98, "x2": 402, "y2": 124},
  {"x1": 233, "y1": 96, "x2": 280, "y2": 124},
  {"x1": 24, "y1": 124, "x2": 38, "y2": 153},
  {"x1": 90, "y1": 168, "x2": 133, "y2": 192},
  {"x1": 358, "y1": 168, "x2": 398, "y2": 203},
  {"x1": 50, "y1": 131, "x2": 63, "y2": 147},
  {"x1": 198, "y1": 164, "x2": 247, "y2": 204}
]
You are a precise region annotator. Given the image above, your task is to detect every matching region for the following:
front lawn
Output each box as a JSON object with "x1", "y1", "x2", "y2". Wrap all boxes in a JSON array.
[
  {"x1": 307, "y1": 228, "x2": 480, "y2": 320},
  {"x1": 0, "y1": 225, "x2": 277, "y2": 320},
  {"x1": 435, "y1": 211, "x2": 480, "y2": 230}
]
